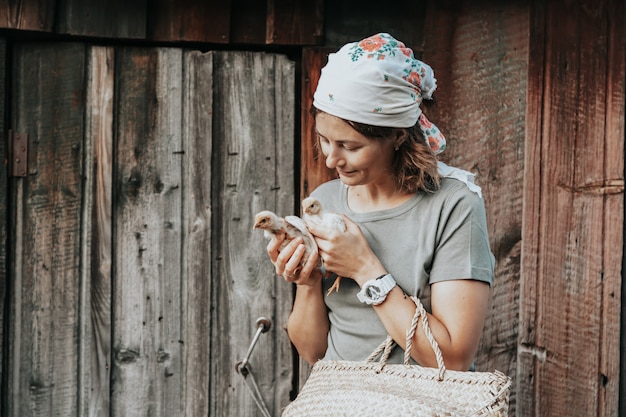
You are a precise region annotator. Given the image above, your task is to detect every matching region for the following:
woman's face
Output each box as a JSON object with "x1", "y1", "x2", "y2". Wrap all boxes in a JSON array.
[{"x1": 315, "y1": 112, "x2": 396, "y2": 187}]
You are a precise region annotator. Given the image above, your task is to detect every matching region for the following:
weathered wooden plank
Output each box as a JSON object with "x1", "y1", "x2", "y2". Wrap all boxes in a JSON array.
[
  {"x1": 517, "y1": 1, "x2": 545, "y2": 414},
  {"x1": 56, "y1": 0, "x2": 147, "y2": 38},
  {"x1": 82, "y1": 45, "x2": 115, "y2": 417},
  {"x1": 179, "y1": 49, "x2": 213, "y2": 417},
  {"x1": 0, "y1": 0, "x2": 55, "y2": 31},
  {"x1": 111, "y1": 47, "x2": 184, "y2": 417},
  {"x1": 300, "y1": 48, "x2": 335, "y2": 199},
  {"x1": 7, "y1": 42, "x2": 86, "y2": 417},
  {"x1": 519, "y1": 0, "x2": 623, "y2": 415},
  {"x1": 266, "y1": 0, "x2": 324, "y2": 45},
  {"x1": 210, "y1": 51, "x2": 295, "y2": 417},
  {"x1": 422, "y1": 3, "x2": 529, "y2": 414},
  {"x1": 0, "y1": 37, "x2": 7, "y2": 417},
  {"x1": 148, "y1": 0, "x2": 231, "y2": 43},
  {"x1": 270, "y1": 54, "x2": 298, "y2": 409},
  {"x1": 604, "y1": 2, "x2": 625, "y2": 416}
]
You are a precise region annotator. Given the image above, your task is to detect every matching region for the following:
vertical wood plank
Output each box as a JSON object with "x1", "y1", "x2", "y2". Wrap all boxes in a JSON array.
[
  {"x1": 148, "y1": 0, "x2": 231, "y2": 43},
  {"x1": 517, "y1": 0, "x2": 545, "y2": 414},
  {"x1": 0, "y1": 0, "x2": 55, "y2": 31},
  {"x1": 180, "y1": 49, "x2": 213, "y2": 417},
  {"x1": 82, "y1": 45, "x2": 115, "y2": 417},
  {"x1": 605, "y1": 1, "x2": 625, "y2": 415},
  {"x1": 422, "y1": 4, "x2": 530, "y2": 413},
  {"x1": 56, "y1": 0, "x2": 147, "y2": 39},
  {"x1": 210, "y1": 51, "x2": 294, "y2": 417},
  {"x1": 519, "y1": 0, "x2": 623, "y2": 415},
  {"x1": 7, "y1": 42, "x2": 86, "y2": 417},
  {"x1": 111, "y1": 47, "x2": 184, "y2": 417},
  {"x1": 300, "y1": 48, "x2": 336, "y2": 199},
  {"x1": 0, "y1": 37, "x2": 7, "y2": 417},
  {"x1": 271, "y1": 54, "x2": 298, "y2": 409},
  {"x1": 266, "y1": 0, "x2": 324, "y2": 45}
]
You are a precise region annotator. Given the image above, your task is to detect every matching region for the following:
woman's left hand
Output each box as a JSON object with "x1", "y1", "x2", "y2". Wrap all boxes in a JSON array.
[{"x1": 306, "y1": 216, "x2": 387, "y2": 285}]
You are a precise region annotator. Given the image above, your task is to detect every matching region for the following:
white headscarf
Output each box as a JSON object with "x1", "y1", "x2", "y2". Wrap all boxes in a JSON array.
[
  {"x1": 313, "y1": 33, "x2": 482, "y2": 197},
  {"x1": 313, "y1": 33, "x2": 446, "y2": 154}
]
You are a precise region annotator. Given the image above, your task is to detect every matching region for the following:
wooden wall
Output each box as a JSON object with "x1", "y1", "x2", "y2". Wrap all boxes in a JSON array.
[
  {"x1": 0, "y1": 38, "x2": 6, "y2": 417},
  {"x1": 0, "y1": 1, "x2": 624, "y2": 416},
  {"x1": 0, "y1": 0, "x2": 323, "y2": 45},
  {"x1": 519, "y1": 1, "x2": 624, "y2": 415},
  {"x1": 2, "y1": 43, "x2": 294, "y2": 417}
]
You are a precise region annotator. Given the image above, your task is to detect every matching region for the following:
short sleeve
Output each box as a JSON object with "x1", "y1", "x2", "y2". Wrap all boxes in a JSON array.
[{"x1": 429, "y1": 185, "x2": 495, "y2": 285}]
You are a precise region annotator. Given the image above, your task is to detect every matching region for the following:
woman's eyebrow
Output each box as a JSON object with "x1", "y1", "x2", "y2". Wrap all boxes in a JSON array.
[{"x1": 315, "y1": 131, "x2": 359, "y2": 144}]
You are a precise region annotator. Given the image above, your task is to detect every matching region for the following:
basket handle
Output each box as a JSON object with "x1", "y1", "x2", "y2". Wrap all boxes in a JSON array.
[{"x1": 367, "y1": 296, "x2": 446, "y2": 381}]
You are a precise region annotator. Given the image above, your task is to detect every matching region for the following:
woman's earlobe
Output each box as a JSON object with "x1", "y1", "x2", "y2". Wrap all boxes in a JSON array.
[{"x1": 394, "y1": 129, "x2": 409, "y2": 150}]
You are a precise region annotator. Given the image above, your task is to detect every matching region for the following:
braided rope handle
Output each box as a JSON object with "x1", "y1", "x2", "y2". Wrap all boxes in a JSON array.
[{"x1": 367, "y1": 296, "x2": 446, "y2": 381}]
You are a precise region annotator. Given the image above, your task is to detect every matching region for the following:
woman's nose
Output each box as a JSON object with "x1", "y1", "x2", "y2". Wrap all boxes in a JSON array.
[{"x1": 325, "y1": 147, "x2": 340, "y2": 169}]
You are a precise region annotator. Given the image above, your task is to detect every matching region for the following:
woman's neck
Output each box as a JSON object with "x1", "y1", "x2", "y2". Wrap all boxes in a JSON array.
[{"x1": 347, "y1": 184, "x2": 412, "y2": 213}]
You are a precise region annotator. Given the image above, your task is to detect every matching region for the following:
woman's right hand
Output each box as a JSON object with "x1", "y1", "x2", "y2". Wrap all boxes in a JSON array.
[{"x1": 267, "y1": 235, "x2": 322, "y2": 286}]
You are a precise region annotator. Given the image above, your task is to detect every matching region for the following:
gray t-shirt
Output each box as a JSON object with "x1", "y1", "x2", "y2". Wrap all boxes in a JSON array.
[{"x1": 310, "y1": 178, "x2": 495, "y2": 363}]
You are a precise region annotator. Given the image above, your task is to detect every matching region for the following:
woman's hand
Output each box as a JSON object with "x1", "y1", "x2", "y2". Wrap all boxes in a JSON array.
[
  {"x1": 306, "y1": 216, "x2": 386, "y2": 286},
  {"x1": 267, "y1": 234, "x2": 322, "y2": 286}
]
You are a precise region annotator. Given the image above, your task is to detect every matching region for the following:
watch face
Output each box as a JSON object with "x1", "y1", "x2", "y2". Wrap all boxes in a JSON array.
[{"x1": 366, "y1": 285, "x2": 382, "y2": 299}]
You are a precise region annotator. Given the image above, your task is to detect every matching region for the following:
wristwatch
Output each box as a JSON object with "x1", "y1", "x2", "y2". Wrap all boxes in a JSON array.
[{"x1": 356, "y1": 274, "x2": 397, "y2": 305}]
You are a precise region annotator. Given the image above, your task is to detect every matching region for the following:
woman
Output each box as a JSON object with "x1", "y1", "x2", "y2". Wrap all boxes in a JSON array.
[{"x1": 267, "y1": 33, "x2": 494, "y2": 371}]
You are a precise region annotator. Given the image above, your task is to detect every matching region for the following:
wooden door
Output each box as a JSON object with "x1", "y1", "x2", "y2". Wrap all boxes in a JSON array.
[{"x1": 3, "y1": 42, "x2": 295, "y2": 417}]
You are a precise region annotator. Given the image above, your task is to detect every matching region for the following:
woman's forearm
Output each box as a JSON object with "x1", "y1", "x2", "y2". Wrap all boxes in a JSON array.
[
  {"x1": 374, "y1": 280, "x2": 490, "y2": 370},
  {"x1": 286, "y1": 282, "x2": 330, "y2": 365}
]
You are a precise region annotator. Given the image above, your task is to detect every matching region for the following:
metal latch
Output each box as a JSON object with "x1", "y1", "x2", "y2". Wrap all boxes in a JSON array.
[{"x1": 7, "y1": 130, "x2": 28, "y2": 177}]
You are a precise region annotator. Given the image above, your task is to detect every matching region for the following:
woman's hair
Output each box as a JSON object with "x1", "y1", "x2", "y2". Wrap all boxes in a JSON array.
[{"x1": 312, "y1": 108, "x2": 440, "y2": 193}]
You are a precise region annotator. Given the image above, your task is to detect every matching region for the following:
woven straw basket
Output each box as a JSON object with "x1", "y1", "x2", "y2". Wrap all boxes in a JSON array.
[{"x1": 282, "y1": 297, "x2": 511, "y2": 417}]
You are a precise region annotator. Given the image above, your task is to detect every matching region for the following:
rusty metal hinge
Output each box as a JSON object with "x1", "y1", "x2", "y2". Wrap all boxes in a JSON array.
[{"x1": 7, "y1": 130, "x2": 28, "y2": 177}]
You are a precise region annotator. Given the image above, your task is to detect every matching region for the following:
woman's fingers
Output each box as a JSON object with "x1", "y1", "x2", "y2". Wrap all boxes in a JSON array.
[
  {"x1": 283, "y1": 244, "x2": 305, "y2": 279},
  {"x1": 266, "y1": 234, "x2": 284, "y2": 262}
]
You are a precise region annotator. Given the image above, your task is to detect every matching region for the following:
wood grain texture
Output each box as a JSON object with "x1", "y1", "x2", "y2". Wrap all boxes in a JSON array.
[
  {"x1": 56, "y1": 0, "x2": 147, "y2": 38},
  {"x1": 111, "y1": 47, "x2": 184, "y2": 417},
  {"x1": 0, "y1": 0, "x2": 324, "y2": 46},
  {"x1": 210, "y1": 51, "x2": 295, "y2": 417},
  {"x1": 604, "y1": 1, "x2": 625, "y2": 415},
  {"x1": 148, "y1": 0, "x2": 231, "y2": 43},
  {"x1": 0, "y1": 0, "x2": 54, "y2": 31},
  {"x1": 519, "y1": 0, "x2": 624, "y2": 415},
  {"x1": 266, "y1": 0, "x2": 324, "y2": 45},
  {"x1": 300, "y1": 48, "x2": 336, "y2": 199},
  {"x1": 83, "y1": 45, "x2": 115, "y2": 417},
  {"x1": 179, "y1": 49, "x2": 213, "y2": 417},
  {"x1": 7, "y1": 42, "x2": 86, "y2": 417},
  {"x1": 423, "y1": 2, "x2": 530, "y2": 414},
  {"x1": 0, "y1": 37, "x2": 6, "y2": 417}
]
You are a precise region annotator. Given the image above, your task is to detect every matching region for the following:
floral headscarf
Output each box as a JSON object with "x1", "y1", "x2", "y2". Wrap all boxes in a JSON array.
[{"x1": 313, "y1": 33, "x2": 447, "y2": 155}]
